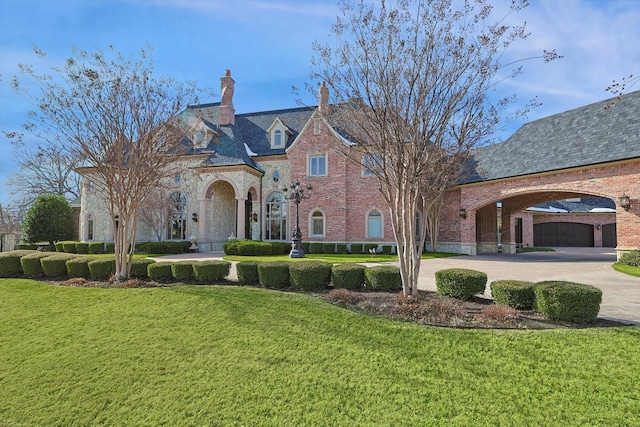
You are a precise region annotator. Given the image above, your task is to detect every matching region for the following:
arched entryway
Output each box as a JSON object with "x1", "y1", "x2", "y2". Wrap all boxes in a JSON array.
[{"x1": 200, "y1": 180, "x2": 237, "y2": 251}]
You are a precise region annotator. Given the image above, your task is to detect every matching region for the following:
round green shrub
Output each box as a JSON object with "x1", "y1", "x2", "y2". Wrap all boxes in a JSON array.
[
  {"x1": 223, "y1": 240, "x2": 240, "y2": 255},
  {"x1": 236, "y1": 261, "x2": 260, "y2": 285},
  {"x1": 331, "y1": 263, "x2": 366, "y2": 290},
  {"x1": 20, "y1": 252, "x2": 52, "y2": 277},
  {"x1": 365, "y1": 265, "x2": 402, "y2": 291},
  {"x1": 66, "y1": 257, "x2": 92, "y2": 278},
  {"x1": 171, "y1": 262, "x2": 195, "y2": 281},
  {"x1": 41, "y1": 253, "x2": 78, "y2": 278},
  {"x1": 0, "y1": 250, "x2": 37, "y2": 277},
  {"x1": 88, "y1": 258, "x2": 116, "y2": 280},
  {"x1": 490, "y1": 280, "x2": 536, "y2": 309},
  {"x1": 193, "y1": 260, "x2": 231, "y2": 284},
  {"x1": 435, "y1": 268, "x2": 487, "y2": 300},
  {"x1": 88, "y1": 242, "x2": 104, "y2": 254},
  {"x1": 534, "y1": 281, "x2": 602, "y2": 322},
  {"x1": 309, "y1": 242, "x2": 323, "y2": 254},
  {"x1": 75, "y1": 242, "x2": 90, "y2": 254},
  {"x1": 148, "y1": 263, "x2": 173, "y2": 282},
  {"x1": 257, "y1": 261, "x2": 290, "y2": 289},
  {"x1": 289, "y1": 261, "x2": 332, "y2": 291},
  {"x1": 130, "y1": 258, "x2": 155, "y2": 278},
  {"x1": 618, "y1": 250, "x2": 640, "y2": 267}
]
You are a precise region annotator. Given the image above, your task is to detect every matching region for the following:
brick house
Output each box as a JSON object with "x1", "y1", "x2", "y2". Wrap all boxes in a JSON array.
[{"x1": 78, "y1": 71, "x2": 640, "y2": 257}]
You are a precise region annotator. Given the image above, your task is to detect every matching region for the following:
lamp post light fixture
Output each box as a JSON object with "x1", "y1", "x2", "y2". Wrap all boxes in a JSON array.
[
  {"x1": 619, "y1": 194, "x2": 631, "y2": 211},
  {"x1": 282, "y1": 180, "x2": 313, "y2": 258}
]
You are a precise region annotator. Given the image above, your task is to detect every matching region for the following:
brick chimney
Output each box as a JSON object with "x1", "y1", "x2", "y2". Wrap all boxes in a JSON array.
[
  {"x1": 219, "y1": 69, "x2": 235, "y2": 126},
  {"x1": 318, "y1": 81, "x2": 329, "y2": 115}
]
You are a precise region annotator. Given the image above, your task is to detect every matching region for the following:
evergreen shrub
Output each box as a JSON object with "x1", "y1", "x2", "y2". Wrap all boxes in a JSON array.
[
  {"x1": 331, "y1": 263, "x2": 365, "y2": 290},
  {"x1": 62, "y1": 241, "x2": 77, "y2": 253},
  {"x1": 17, "y1": 244, "x2": 39, "y2": 250},
  {"x1": 88, "y1": 258, "x2": 116, "y2": 280},
  {"x1": 257, "y1": 261, "x2": 290, "y2": 289},
  {"x1": 435, "y1": 268, "x2": 487, "y2": 300},
  {"x1": 171, "y1": 262, "x2": 195, "y2": 281},
  {"x1": 289, "y1": 261, "x2": 332, "y2": 291},
  {"x1": 88, "y1": 242, "x2": 104, "y2": 254},
  {"x1": 309, "y1": 242, "x2": 323, "y2": 254},
  {"x1": 75, "y1": 242, "x2": 90, "y2": 254},
  {"x1": 20, "y1": 252, "x2": 51, "y2": 277},
  {"x1": 365, "y1": 265, "x2": 402, "y2": 291},
  {"x1": 534, "y1": 281, "x2": 602, "y2": 322},
  {"x1": 490, "y1": 280, "x2": 536, "y2": 309},
  {"x1": 148, "y1": 263, "x2": 173, "y2": 282},
  {"x1": 322, "y1": 243, "x2": 335, "y2": 254},
  {"x1": 130, "y1": 258, "x2": 155, "y2": 278},
  {"x1": 335, "y1": 243, "x2": 348, "y2": 254},
  {"x1": 618, "y1": 250, "x2": 640, "y2": 267},
  {"x1": 270, "y1": 242, "x2": 291, "y2": 255},
  {"x1": 350, "y1": 243, "x2": 363, "y2": 254},
  {"x1": 66, "y1": 257, "x2": 92, "y2": 279},
  {"x1": 54, "y1": 242, "x2": 65, "y2": 252},
  {"x1": 0, "y1": 250, "x2": 36, "y2": 277},
  {"x1": 301, "y1": 242, "x2": 310, "y2": 253},
  {"x1": 193, "y1": 260, "x2": 231, "y2": 284},
  {"x1": 41, "y1": 253, "x2": 78, "y2": 278},
  {"x1": 236, "y1": 261, "x2": 260, "y2": 285},
  {"x1": 105, "y1": 243, "x2": 115, "y2": 254},
  {"x1": 364, "y1": 244, "x2": 378, "y2": 254},
  {"x1": 381, "y1": 245, "x2": 393, "y2": 255}
]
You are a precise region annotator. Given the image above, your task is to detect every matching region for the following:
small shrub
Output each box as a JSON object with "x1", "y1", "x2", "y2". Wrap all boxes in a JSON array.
[
  {"x1": 364, "y1": 244, "x2": 378, "y2": 254},
  {"x1": 381, "y1": 245, "x2": 392, "y2": 255},
  {"x1": 88, "y1": 242, "x2": 104, "y2": 254},
  {"x1": 0, "y1": 250, "x2": 36, "y2": 277},
  {"x1": 41, "y1": 253, "x2": 78, "y2": 278},
  {"x1": 119, "y1": 278, "x2": 150, "y2": 288},
  {"x1": 336, "y1": 243, "x2": 347, "y2": 254},
  {"x1": 105, "y1": 243, "x2": 115, "y2": 254},
  {"x1": 193, "y1": 260, "x2": 231, "y2": 284},
  {"x1": 301, "y1": 242, "x2": 310, "y2": 253},
  {"x1": 171, "y1": 262, "x2": 195, "y2": 281},
  {"x1": 270, "y1": 242, "x2": 291, "y2": 255},
  {"x1": 236, "y1": 261, "x2": 259, "y2": 285},
  {"x1": 75, "y1": 242, "x2": 90, "y2": 254},
  {"x1": 16, "y1": 243, "x2": 39, "y2": 250},
  {"x1": 618, "y1": 250, "x2": 640, "y2": 267},
  {"x1": 289, "y1": 261, "x2": 332, "y2": 291},
  {"x1": 481, "y1": 304, "x2": 520, "y2": 322},
  {"x1": 130, "y1": 258, "x2": 155, "y2": 278},
  {"x1": 424, "y1": 297, "x2": 465, "y2": 322},
  {"x1": 223, "y1": 240, "x2": 274, "y2": 256},
  {"x1": 66, "y1": 257, "x2": 92, "y2": 279},
  {"x1": 54, "y1": 242, "x2": 65, "y2": 252},
  {"x1": 534, "y1": 281, "x2": 602, "y2": 322},
  {"x1": 63, "y1": 277, "x2": 89, "y2": 286},
  {"x1": 391, "y1": 295, "x2": 427, "y2": 319},
  {"x1": 327, "y1": 288, "x2": 364, "y2": 305},
  {"x1": 257, "y1": 261, "x2": 290, "y2": 289},
  {"x1": 365, "y1": 265, "x2": 402, "y2": 291},
  {"x1": 309, "y1": 242, "x2": 323, "y2": 254},
  {"x1": 20, "y1": 252, "x2": 51, "y2": 277},
  {"x1": 490, "y1": 280, "x2": 536, "y2": 309},
  {"x1": 350, "y1": 243, "x2": 363, "y2": 254},
  {"x1": 88, "y1": 258, "x2": 116, "y2": 280},
  {"x1": 322, "y1": 243, "x2": 335, "y2": 254},
  {"x1": 435, "y1": 268, "x2": 487, "y2": 300},
  {"x1": 61, "y1": 241, "x2": 78, "y2": 253},
  {"x1": 331, "y1": 263, "x2": 366, "y2": 290},
  {"x1": 148, "y1": 263, "x2": 173, "y2": 282}
]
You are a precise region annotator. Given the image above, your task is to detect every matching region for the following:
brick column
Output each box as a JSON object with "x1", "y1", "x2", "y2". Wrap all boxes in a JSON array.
[{"x1": 236, "y1": 197, "x2": 246, "y2": 239}]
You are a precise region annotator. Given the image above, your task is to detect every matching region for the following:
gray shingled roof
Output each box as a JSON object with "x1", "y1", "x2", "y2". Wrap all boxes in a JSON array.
[{"x1": 466, "y1": 90, "x2": 640, "y2": 183}]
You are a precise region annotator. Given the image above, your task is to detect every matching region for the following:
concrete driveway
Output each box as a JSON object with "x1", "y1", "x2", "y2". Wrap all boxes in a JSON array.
[{"x1": 417, "y1": 248, "x2": 640, "y2": 325}]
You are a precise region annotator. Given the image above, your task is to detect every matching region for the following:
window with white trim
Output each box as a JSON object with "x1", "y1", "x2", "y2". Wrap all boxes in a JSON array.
[
  {"x1": 265, "y1": 192, "x2": 287, "y2": 240},
  {"x1": 311, "y1": 210, "x2": 325, "y2": 237},
  {"x1": 363, "y1": 153, "x2": 382, "y2": 176},
  {"x1": 273, "y1": 129, "x2": 283, "y2": 148},
  {"x1": 86, "y1": 214, "x2": 94, "y2": 241},
  {"x1": 314, "y1": 118, "x2": 321, "y2": 135},
  {"x1": 167, "y1": 192, "x2": 187, "y2": 240},
  {"x1": 367, "y1": 210, "x2": 383, "y2": 238},
  {"x1": 309, "y1": 154, "x2": 327, "y2": 176}
]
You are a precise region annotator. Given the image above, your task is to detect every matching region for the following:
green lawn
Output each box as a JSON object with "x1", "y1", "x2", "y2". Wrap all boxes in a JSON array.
[
  {"x1": 222, "y1": 251, "x2": 458, "y2": 263},
  {"x1": 1, "y1": 279, "x2": 638, "y2": 426},
  {"x1": 613, "y1": 263, "x2": 640, "y2": 277}
]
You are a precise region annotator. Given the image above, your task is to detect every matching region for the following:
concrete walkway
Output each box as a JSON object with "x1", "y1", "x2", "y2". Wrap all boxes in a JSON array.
[{"x1": 154, "y1": 247, "x2": 640, "y2": 325}]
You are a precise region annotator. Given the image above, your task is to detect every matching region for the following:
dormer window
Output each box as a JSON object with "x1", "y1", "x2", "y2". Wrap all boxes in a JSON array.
[{"x1": 267, "y1": 118, "x2": 291, "y2": 150}]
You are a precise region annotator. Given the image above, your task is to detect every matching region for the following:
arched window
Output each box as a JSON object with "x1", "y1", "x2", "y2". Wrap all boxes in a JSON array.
[
  {"x1": 273, "y1": 129, "x2": 283, "y2": 148},
  {"x1": 265, "y1": 192, "x2": 287, "y2": 240},
  {"x1": 167, "y1": 192, "x2": 187, "y2": 240},
  {"x1": 311, "y1": 210, "x2": 325, "y2": 237},
  {"x1": 367, "y1": 210, "x2": 383, "y2": 238},
  {"x1": 86, "y1": 214, "x2": 94, "y2": 241}
]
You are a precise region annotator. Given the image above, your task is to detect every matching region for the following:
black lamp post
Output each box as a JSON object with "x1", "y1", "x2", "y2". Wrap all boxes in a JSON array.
[{"x1": 283, "y1": 180, "x2": 313, "y2": 258}]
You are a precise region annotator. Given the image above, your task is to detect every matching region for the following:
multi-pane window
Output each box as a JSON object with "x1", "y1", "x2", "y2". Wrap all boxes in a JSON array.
[
  {"x1": 168, "y1": 192, "x2": 187, "y2": 240},
  {"x1": 363, "y1": 153, "x2": 382, "y2": 176},
  {"x1": 314, "y1": 119, "x2": 321, "y2": 135},
  {"x1": 87, "y1": 214, "x2": 94, "y2": 241},
  {"x1": 311, "y1": 211, "x2": 325, "y2": 237},
  {"x1": 273, "y1": 129, "x2": 283, "y2": 148},
  {"x1": 265, "y1": 192, "x2": 287, "y2": 240},
  {"x1": 309, "y1": 155, "x2": 327, "y2": 176},
  {"x1": 367, "y1": 210, "x2": 383, "y2": 238}
]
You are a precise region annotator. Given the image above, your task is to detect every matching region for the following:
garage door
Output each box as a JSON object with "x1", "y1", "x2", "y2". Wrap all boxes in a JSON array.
[
  {"x1": 534, "y1": 222, "x2": 594, "y2": 247},
  {"x1": 602, "y1": 223, "x2": 617, "y2": 248}
]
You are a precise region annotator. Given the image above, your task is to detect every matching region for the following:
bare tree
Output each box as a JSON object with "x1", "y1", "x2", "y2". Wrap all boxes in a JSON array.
[
  {"x1": 312, "y1": 0, "x2": 558, "y2": 296},
  {"x1": 11, "y1": 45, "x2": 203, "y2": 279},
  {"x1": 138, "y1": 189, "x2": 172, "y2": 242},
  {"x1": 605, "y1": 73, "x2": 638, "y2": 108}
]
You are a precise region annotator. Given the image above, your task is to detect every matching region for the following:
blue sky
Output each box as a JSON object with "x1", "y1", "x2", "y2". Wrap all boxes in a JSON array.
[{"x1": 1, "y1": 0, "x2": 639, "y2": 205}]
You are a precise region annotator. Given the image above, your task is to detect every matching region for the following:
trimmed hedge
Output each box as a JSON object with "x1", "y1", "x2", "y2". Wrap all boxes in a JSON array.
[
  {"x1": 0, "y1": 250, "x2": 36, "y2": 277},
  {"x1": 105, "y1": 243, "x2": 115, "y2": 254},
  {"x1": 270, "y1": 242, "x2": 291, "y2": 255},
  {"x1": 350, "y1": 243, "x2": 363, "y2": 254},
  {"x1": 17, "y1": 243, "x2": 56, "y2": 251},
  {"x1": 20, "y1": 252, "x2": 51, "y2": 277},
  {"x1": 336, "y1": 243, "x2": 347, "y2": 254},
  {"x1": 289, "y1": 261, "x2": 332, "y2": 291},
  {"x1": 257, "y1": 261, "x2": 290, "y2": 289},
  {"x1": 435, "y1": 268, "x2": 487, "y2": 300},
  {"x1": 62, "y1": 241, "x2": 77, "y2": 253},
  {"x1": 309, "y1": 242, "x2": 323, "y2": 254},
  {"x1": 331, "y1": 263, "x2": 366, "y2": 290},
  {"x1": 193, "y1": 260, "x2": 231, "y2": 284},
  {"x1": 365, "y1": 265, "x2": 402, "y2": 291},
  {"x1": 148, "y1": 263, "x2": 173, "y2": 282},
  {"x1": 490, "y1": 280, "x2": 536, "y2": 310},
  {"x1": 171, "y1": 262, "x2": 195, "y2": 281},
  {"x1": 381, "y1": 245, "x2": 393, "y2": 255},
  {"x1": 534, "y1": 281, "x2": 602, "y2": 322},
  {"x1": 618, "y1": 250, "x2": 640, "y2": 267},
  {"x1": 364, "y1": 244, "x2": 378, "y2": 254},
  {"x1": 301, "y1": 242, "x2": 310, "y2": 254},
  {"x1": 322, "y1": 243, "x2": 335, "y2": 254},
  {"x1": 88, "y1": 258, "x2": 116, "y2": 280},
  {"x1": 75, "y1": 242, "x2": 90, "y2": 254},
  {"x1": 236, "y1": 261, "x2": 259, "y2": 285},
  {"x1": 224, "y1": 240, "x2": 275, "y2": 256},
  {"x1": 138, "y1": 241, "x2": 190, "y2": 254},
  {"x1": 41, "y1": 253, "x2": 78, "y2": 278},
  {"x1": 66, "y1": 257, "x2": 92, "y2": 279},
  {"x1": 130, "y1": 258, "x2": 155, "y2": 278},
  {"x1": 88, "y1": 242, "x2": 105, "y2": 254}
]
